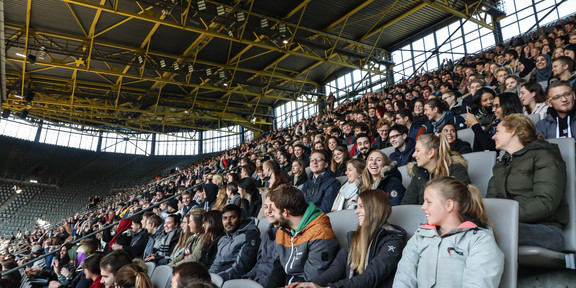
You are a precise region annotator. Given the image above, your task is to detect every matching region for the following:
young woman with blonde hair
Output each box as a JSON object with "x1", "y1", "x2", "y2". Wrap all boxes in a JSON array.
[
  {"x1": 360, "y1": 150, "x2": 405, "y2": 205},
  {"x1": 394, "y1": 177, "x2": 504, "y2": 287},
  {"x1": 168, "y1": 209, "x2": 207, "y2": 267},
  {"x1": 290, "y1": 189, "x2": 406, "y2": 288},
  {"x1": 402, "y1": 133, "x2": 470, "y2": 204},
  {"x1": 331, "y1": 159, "x2": 365, "y2": 212}
]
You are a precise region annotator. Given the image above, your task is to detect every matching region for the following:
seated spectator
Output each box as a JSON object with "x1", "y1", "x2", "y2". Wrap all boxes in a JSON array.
[
  {"x1": 193, "y1": 183, "x2": 218, "y2": 210},
  {"x1": 292, "y1": 144, "x2": 311, "y2": 168},
  {"x1": 144, "y1": 214, "x2": 181, "y2": 265},
  {"x1": 532, "y1": 54, "x2": 553, "y2": 90},
  {"x1": 331, "y1": 159, "x2": 365, "y2": 212},
  {"x1": 372, "y1": 119, "x2": 392, "y2": 150},
  {"x1": 171, "y1": 262, "x2": 212, "y2": 288},
  {"x1": 469, "y1": 91, "x2": 523, "y2": 151},
  {"x1": 402, "y1": 134, "x2": 470, "y2": 205},
  {"x1": 440, "y1": 123, "x2": 472, "y2": 155},
  {"x1": 301, "y1": 149, "x2": 341, "y2": 213},
  {"x1": 169, "y1": 209, "x2": 207, "y2": 267},
  {"x1": 536, "y1": 80, "x2": 576, "y2": 139},
  {"x1": 489, "y1": 114, "x2": 568, "y2": 251},
  {"x1": 423, "y1": 98, "x2": 466, "y2": 134},
  {"x1": 104, "y1": 219, "x2": 132, "y2": 252},
  {"x1": 394, "y1": 108, "x2": 425, "y2": 141},
  {"x1": 238, "y1": 178, "x2": 262, "y2": 218},
  {"x1": 519, "y1": 81, "x2": 548, "y2": 119},
  {"x1": 209, "y1": 204, "x2": 260, "y2": 281},
  {"x1": 291, "y1": 159, "x2": 308, "y2": 187},
  {"x1": 330, "y1": 145, "x2": 351, "y2": 177},
  {"x1": 199, "y1": 210, "x2": 224, "y2": 267},
  {"x1": 442, "y1": 90, "x2": 465, "y2": 115},
  {"x1": 115, "y1": 264, "x2": 153, "y2": 288},
  {"x1": 360, "y1": 150, "x2": 405, "y2": 205},
  {"x1": 110, "y1": 215, "x2": 148, "y2": 259},
  {"x1": 225, "y1": 182, "x2": 241, "y2": 206},
  {"x1": 143, "y1": 214, "x2": 163, "y2": 259},
  {"x1": 267, "y1": 186, "x2": 339, "y2": 287},
  {"x1": 292, "y1": 189, "x2": 406, "y2": 288},
  {"x1": 467, "y1": 87, "x2": 495, "y2": 126},
  {"x1": 353, "y1": 133, "x2": 373, "y2": 160},
  {"x1": 551, "y1": 56, "x2": 576, "y2": 90},
  {"x1": 388, "y1": 124, "x2": 416, "y2": 167},
  {"x1": 99, "y1": 250, "x2": 133, "y2": 288},
  {"x1": 243, "y1": 194, "x2": 280, "y2": 287},
  {"x1": 394, "y1": 177, "x2": 504, "y2": 287}
]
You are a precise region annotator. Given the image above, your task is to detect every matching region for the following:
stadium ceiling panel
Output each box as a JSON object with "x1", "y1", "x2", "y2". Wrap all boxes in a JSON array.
[{"x1": 1, "y1": 0, "x2": 502, "y2": 134}]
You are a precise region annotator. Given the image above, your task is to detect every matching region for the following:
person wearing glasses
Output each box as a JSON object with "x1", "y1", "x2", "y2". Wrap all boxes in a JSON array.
[
  {"x1": 489, "y1": 114, "x2": 568, "y2": 251},
  {"x1": 301, "y1": 149, "x2": 341, "y2": 213},
  {"x1": 536, "y1": 80, "x2": 576, "y2": 139},
  {"x1": 388, "y1": 124, "x2": 416, "y2": 167}
]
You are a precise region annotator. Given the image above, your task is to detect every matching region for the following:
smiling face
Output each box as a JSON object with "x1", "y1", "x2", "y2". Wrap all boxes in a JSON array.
[
  {"x1": 355, "y1": 197, "x2": 365, "y2": 226},
  {"x1": 309, "y1": 152, "x2": 328, "y2": 175},
  {"x1": 263, "y1": 196, "x2": 278, "y2": 225},
  {"x1": 333, "y1": 150, "x2": 344, "y2": 164},
  {"x1": 367, "y1": 151, "x2": 387, "y2": 177},
  {"x1": 492, "y1": 96, "x2": 503, "y2": 120},
  {"x1": 424, "y1": 104, "x2": 438, "y2": 121},
  {"x1": 535, "y1": 55, "x2": 548, "y2": 70},
  {"x1": 164, "y1": 216, "x2": 176, "y2": 233},
  {"x1": 552, "y1": 60, "x2": 568, "y2": 77},
  {"x1": 377, "y1": 124, "x2": 390, "y2": 139},
  {"x1": 412, "y1": 140, "x2": 432, "y2": 169},
  {"x1": 421, "y1": 186, "x2": 449, "y2": 227},
  {"x1": 441, "y1": 124, "x2": 457, "y2": 144},
  {"x1": 519, "y1": 85, "x2": 534, "y2": 106},
  {"x1": 356, "y1": 136, "x2": 371, "y2": 155},
  {"x1": 480, "y1": 92, "x2": 494, "y2": 107},
  {"x1": 492, "y1": 121, "x2": 515, "y2": 152},
  {"x1": 388, "y1": 129, "x2": 406, "y2": 149},
  {"x1": 291, "y1": 161, "x2": 302, "y2": 175},
  {"x1": 328, "y1": 138, "x2": 338, "y2": 151},
  {"x1": 413, "y1": 102, "x2": 424, "y2": 115},
  {"x1": 345, "y1": 162, "x2": 360, "y2": 183}
]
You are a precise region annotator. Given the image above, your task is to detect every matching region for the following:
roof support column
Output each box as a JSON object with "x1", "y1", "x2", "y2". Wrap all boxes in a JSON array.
[{"x1": 150, "y1": 133, "x2": 156, "y2": 156}]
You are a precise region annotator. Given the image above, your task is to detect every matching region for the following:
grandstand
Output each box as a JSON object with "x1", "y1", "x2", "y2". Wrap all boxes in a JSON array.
[{"x1": 1, "y1": 0, "x2": 576, "y2": 287}]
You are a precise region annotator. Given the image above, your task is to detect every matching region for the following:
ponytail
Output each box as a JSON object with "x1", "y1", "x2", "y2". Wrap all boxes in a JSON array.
[{"x1": 417, "y1": 134, "x2": 454, "y2": 178}]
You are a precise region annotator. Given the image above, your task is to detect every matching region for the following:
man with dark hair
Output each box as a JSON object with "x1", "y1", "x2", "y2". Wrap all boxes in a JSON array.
[
  {"x1": 552, "y1": 56, "x2": 576, "y2": 91},
  {"x1": 292, "y1": 144, "x2": 310, "y2": 168},
  {"x1": 180, "y1": 191, "x2": 194, "y2": 216},
  {"x1": 424, "y1": 98, "x2": 466, "y2": 134},
  {"x1": 171, "y1": 262, "x2": 212, "y2": 288},
  {"x1": 536, "y1": 80, "x2": 576, "y2": 139},
  {"x1": 143, "y1": 214, "x2": 163, "y2": 259},
  {"x1": 278, "y1": 151, "x2": 292, "y2": 174},
  {"x1": 300, "y1": 150, "x2": 341, "y2": 213},
  {"x1": 112, "y1": 215, "x2": 149, "y2": 259},
  {"x1": 209, "y1": 204, "x2": 260, "y2": 281},
  {"x1": 388, "y1": 124, "x2": 416, "y2": 167},
  {"x1": 99, "y1": 250, "x2": 133, "y2": 288},
  {"x1": 504, "y1": 49, "x2": 519, "y2": 74},
  {"x1": 267, "y1": 186, "x2": 338, "y2": 287},
  {"x1": 565, "y1": 44, "x2": 576, "y2": 60},
  {"x1": 354, "y1": 133, "x2": 373, "y2": 160},
  {"x1": 395, "y1": 108, "x2": 425, "y2": 141},
  {"x1": 442, "y1": 90, "x2": 464, "y2": 115}
]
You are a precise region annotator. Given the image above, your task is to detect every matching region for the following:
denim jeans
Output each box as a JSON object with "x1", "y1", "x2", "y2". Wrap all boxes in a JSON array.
[{"x1": 518, "y1": 222, "x2": 564, "y2": 251}]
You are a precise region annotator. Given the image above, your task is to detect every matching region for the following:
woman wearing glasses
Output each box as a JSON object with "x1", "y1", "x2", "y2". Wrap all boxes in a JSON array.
[{"x1": 489, "y1": 114, "x2": 568, "y2": 251}]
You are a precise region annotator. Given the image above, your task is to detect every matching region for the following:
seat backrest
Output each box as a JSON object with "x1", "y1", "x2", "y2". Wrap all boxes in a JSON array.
[
  {"x1": 222, "y1": 279, "x2": 263, "y2": 288},
  {"x1": 150, "y1": 265, "x2": 173, "y2": 288},
  {"x1": 336, "y1": 176, "x2": 348, "y2": 185},
  {"x1": 210, "y1": 273, "x2": 224, "y2": 288},
  {"x1": 547, "y1": 137, "x2": 576, "y2": 251},
  {"x1": 145, "y1": 261, "x2": 156, "y2": 277},
  {"x1": 457, "y1": 128, "x2": 475, "y2": 147},
  {"x1": 388, "y1": 205, "x2": 426, "y2": 238},
  {"x1": 526, "y1": 113, "x2": 541, "y2": 124},
  {"x1": 380, "y1": 146, "x2": 395, "y2": 157},
  {"x1": 257, "y1": 216, "x2": 270, "y2": 239},
  {"x1": 461, "y1": 151, "x2": 497, "y2": 197},
  {"x1": 327, "y1": 209, "x2": 358, "y2": 248},
  {"x1": 397, "y1": 165, "x2": 411, "y2": 189},
  {"x1": 305, "y1": 166, "x2": 311, "y2": 176},
  {"x1": 483, "y1": 198, "x2": 519, "y2": 288}
]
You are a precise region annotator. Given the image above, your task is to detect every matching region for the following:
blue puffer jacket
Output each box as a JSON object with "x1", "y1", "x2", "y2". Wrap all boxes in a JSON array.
[
  {"x1": 389, "y1": 137, "x2": 416, "y2": 167},
  {"x1": 301, "y1": 169, "x2": 341, "y2": 213}
]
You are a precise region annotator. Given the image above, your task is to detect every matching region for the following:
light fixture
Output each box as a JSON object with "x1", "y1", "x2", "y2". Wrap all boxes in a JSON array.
[
  {"x1": 160, "y1": 59, "x2": 166, "y2": 68},
  {"x1": 260, "y1": 19, "x2": 268, "y2": 28},
  {"x1": 223, "y1": 82, "x2": 228, "y2": 87},
  {"x1": 206, "y1": 68, "x2": 212, "y2": 76},
  {"x1": 29, "y1": 180, "x2": 38, "y2": 183},
  {"x1": 197, "y1": 0, "x2": 206, "y2": 11},
  {"x1": 236, "y1": 12, "x2": 245, "y2": 22},
  {"x1": 279, "y1": 23, "x2": 287, "y2": 33},
  {"x1": 228, "y1": 30, "x2": 234, "y2": 37},
  {"x1": 219, "y1": 70, "x2": 226, "y2": 79},
  {"x1": 138, "y1": 55, "x2": 144, "y2": 64},
  {"x1": 173, "y1": 62, "x2": 180, "y2": 70},
  {"x1": 38, "y1": 46, "x2": 46, "y2": 60},
  {"x1": 216, "y1": 5, "x2": 225, "y2": 16},
  {"x1": 188, "y1": 64, "x2": 194, "y2": 73},
  {"x1": 15, "y1": 52, "x2": 26, "y2": 58}
]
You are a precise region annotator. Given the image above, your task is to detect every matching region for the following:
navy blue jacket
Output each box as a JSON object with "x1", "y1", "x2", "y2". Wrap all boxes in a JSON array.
[
  {"x1": 375, "y1": 166, "x2": 406, "y2": 206},
  {"x1": 389, "y1": 137, "x2": 416, "y2": 167},
  {"x1": 301, "y1": 169, "x2": 341, "y2": 213}
]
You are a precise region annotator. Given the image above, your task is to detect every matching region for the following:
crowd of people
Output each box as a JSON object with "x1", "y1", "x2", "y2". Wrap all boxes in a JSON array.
[{"x1": 1, "y1": 13, "x2": 576, "y2": 288}]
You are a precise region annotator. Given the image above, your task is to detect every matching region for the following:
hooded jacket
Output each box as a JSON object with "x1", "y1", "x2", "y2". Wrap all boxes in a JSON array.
[
  {"x1": 209, "y1": 218, "x2": 260, "y2": 281},
  {"x1": 243, "y1": 225, "x2": 279, "y2": 287},
  {"x1": 393, "y1": 222, "x2": 504, "y2": 288},
  {"x1": 401, "y1": 155, "x2": 470, "y2": 205},
  {"x1": 268, "y1": 203, "x2": 339, "y2": 287},
  {"x1": 366, "y1": 162, "x2": 405, "y2": 206},
  {"x1": 536, "y1": 106, "x2": 576, "y2": 139},
  {"x1": 301, "y1": 169, "x2": 341, "y2": 213},
  {"x1": 449, "y1": 138, "x2": 472, "y2": 155},
  {"x1": 389, "y1": 137, "x2": 416, "y2": 167},
  {"x1": 487, "y1": 139, "x2": 568, "y2": 228},
  {"x1": 314, "y1": 224, "x2": 407, "y2": 288}
]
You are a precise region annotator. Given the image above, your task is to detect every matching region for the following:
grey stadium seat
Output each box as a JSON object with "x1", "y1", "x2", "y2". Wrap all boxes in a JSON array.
[{"x1": 461, "y1": 151, "x2": 497, "y2": 197}]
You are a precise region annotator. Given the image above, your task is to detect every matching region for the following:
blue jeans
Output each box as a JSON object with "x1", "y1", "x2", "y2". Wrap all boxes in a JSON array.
[{"x1": 518, "y1": 222, "x2": 564, "y2": 251}]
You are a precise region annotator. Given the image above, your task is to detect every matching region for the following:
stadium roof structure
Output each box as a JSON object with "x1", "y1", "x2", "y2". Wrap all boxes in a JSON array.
[{"x1": 2, "y1": 0, "x2": 503, "y2": 135}]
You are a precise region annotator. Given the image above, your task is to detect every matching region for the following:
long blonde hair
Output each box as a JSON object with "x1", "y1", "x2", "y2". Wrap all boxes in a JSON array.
[
  {"x1": 417, "y1": 133, "x2": 455, "y2": 178},
  {"x1": 115, "y1": 263, "x2": 154, "y2": 288},
  {"x1": 348, "y1": 189, "x2": 392, "y2": 274},
  {"x1": 426, "y1": 177, "x2": 494, "y2": 232},
  {"x1": 359, "y1": 150, "x2": 391, "y2": 191}
]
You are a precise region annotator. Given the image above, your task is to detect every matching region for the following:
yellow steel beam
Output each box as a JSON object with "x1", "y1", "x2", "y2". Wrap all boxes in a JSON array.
[
  {"x1": 423, "y1": 0, "x2": 494, "y2": 30},
  {"x1": 59, "y1": 0, "x2": 385, "y2": 75},
  {"x1": 323, "y1": 0, "x2": 376, "y2": 32},
  {"x1": 21, "y1": 0, "x2": 32, "y2": 97},
  {"x1": 360, "y1": 2, "x2": 424, "y2": 41},
  {"x1": 283, "y1": 0, "x2": 312, "y2": 20}
]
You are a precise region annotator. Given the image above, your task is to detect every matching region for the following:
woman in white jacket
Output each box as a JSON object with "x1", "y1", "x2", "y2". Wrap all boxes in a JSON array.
[{"x1": 393, "y1": 176, "x2": 504, "y2": 288}]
